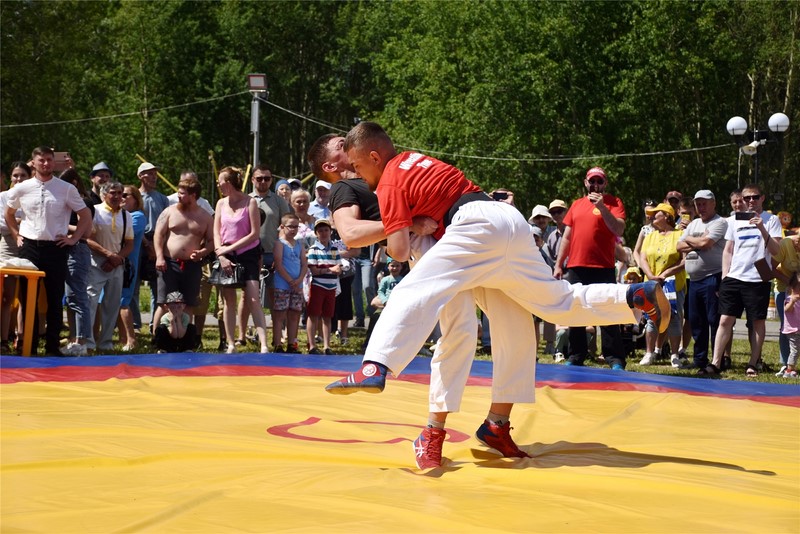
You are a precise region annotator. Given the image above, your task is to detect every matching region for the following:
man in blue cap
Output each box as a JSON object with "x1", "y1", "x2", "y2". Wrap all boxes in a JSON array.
[{"x1": 89, "y1": 162, "x2": 113, "y2": 205}]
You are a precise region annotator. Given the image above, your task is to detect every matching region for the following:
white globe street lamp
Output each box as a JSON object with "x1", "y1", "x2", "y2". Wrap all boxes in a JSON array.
[{"x1": 726, "y1": 112, "x2": 790, "y2": 184}]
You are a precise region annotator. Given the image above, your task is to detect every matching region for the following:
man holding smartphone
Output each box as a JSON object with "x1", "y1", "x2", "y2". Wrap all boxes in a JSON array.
[
  {"x1": 554, "y1": 167, "x2": 629, "y2": 369},
  {"x1": 706, "y1": 184, "x2": 782, "y2": 376},
  {"x1": 490, "y1": 188, "x2": 514, "y2": 206}
]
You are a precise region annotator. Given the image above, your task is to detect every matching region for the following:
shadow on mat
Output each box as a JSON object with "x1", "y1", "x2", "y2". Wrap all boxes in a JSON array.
[{"x1": 469, "y1": 441, "x2": 775, "y2": 475}]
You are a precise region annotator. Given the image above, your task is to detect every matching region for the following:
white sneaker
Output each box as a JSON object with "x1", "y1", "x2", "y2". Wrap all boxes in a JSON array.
[
  {"x1": 554, "y1": 352, "x2": 565, "y2": 363},
  {"x1": 670, "y1": 354, "x2": 684, "y2": 368},
  {"x1": 64, "y1": 342, "x2": 87, "y2": 356},
  {"x1": 639, "y1": 352, "x2": 655, "y2": 366},
  {"x1": 775, "y1": 365, "x2": 788, "y2": 377}
]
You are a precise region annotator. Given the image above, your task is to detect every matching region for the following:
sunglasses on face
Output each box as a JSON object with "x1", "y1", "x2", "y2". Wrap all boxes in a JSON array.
[
  {"x1": 743, "y1": 195, "x2": 761, "y2": 201},
  {"x1": 254, "y1": 176, "x2": 272, "y2": 182},
  {"x1": 587, "y1": 179, "x2": 605, "y2": 185}
]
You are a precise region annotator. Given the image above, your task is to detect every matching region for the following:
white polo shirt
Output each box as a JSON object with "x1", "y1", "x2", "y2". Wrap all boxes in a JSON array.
[
  {"x1": 90, "y1": 202, "x2": 133, "y2": 264},
  {"x1": 6, "y1": 176, "x2": 86, "y2": 241}
]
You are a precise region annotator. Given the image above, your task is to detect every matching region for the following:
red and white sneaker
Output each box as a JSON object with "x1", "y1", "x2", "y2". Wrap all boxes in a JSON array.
[
  {"x1": 413, "y1": 426, "x2": 446, "y2": 469},
  {"x1": 475, "y1": 419, "x2": 529, "y2": 458}
]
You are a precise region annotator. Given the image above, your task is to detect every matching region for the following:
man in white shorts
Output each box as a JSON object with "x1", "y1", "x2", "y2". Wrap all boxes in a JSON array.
[{"x1": 324, "y1": 122, "x2": 670, "y2": 469}]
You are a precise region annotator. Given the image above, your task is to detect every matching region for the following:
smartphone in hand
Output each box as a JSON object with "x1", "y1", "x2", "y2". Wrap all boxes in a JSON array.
[
  {"x1": 53, "y1": 152, "x2": 72, "y2": 172},
  {"x1": 734, "y1": 211, "x2": 756, "y2": 221}
]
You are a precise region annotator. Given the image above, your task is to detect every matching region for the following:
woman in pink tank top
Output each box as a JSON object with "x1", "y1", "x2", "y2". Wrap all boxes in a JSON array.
[{"x1": 213, "y1": 166, "x2": 268, "y2": 354}]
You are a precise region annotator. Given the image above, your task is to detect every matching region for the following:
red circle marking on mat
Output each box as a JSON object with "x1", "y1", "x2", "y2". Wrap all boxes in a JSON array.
[{"x1": 267, "y1": 417, "x2": 470, "y2": 444}]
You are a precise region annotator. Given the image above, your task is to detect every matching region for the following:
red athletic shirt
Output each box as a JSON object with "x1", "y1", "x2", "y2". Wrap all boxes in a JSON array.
[
  {"x1": 563, "y1": 195, "x2": 626, "y2": 269},
  {"x1": 377, "y1": 152, "x2": 481, "y2": 240}
]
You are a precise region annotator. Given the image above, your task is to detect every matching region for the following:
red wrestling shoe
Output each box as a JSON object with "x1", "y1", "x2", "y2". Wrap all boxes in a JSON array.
[
  {"x1": 626, "y1": 281, "x2": 671, "y2": 334},
  {"x1": 475, "y1": 419, "x2": 530, "y2": 458},
  {"x1": 325, "y1": 361, "x2": 388, "y2": 394},
  {"x1": 413, "y1": 426, "x2": 446, "y2": 469}
]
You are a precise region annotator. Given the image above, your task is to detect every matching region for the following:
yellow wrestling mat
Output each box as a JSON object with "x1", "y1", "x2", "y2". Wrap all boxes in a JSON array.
[{"x1": 1, "y1": 353, "x2": 799, "y2": 533}]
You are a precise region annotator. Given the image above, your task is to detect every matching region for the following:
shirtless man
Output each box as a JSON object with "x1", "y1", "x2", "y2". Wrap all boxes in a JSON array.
[{"x1": 153, "y1": 175, "x2": 214, "y2": 322}]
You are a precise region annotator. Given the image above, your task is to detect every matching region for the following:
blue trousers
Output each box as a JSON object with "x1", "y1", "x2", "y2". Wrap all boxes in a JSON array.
[{"x1": 687, "y1": 273, "x2": 721, "y2": 367}]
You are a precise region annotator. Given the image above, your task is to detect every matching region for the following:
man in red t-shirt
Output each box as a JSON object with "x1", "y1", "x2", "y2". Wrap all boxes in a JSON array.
[
  {"x1": 324, "y1": 122, "x2": 669, "y2": 470},
  {"x1": 553, "y1": 167, "x2": 628, "y2": 368}
]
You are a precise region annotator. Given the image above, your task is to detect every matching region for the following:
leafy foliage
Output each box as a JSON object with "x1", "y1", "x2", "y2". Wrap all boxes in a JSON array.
[{"x1": 2, "y1": 0, "x2": 797, "y2": 240}]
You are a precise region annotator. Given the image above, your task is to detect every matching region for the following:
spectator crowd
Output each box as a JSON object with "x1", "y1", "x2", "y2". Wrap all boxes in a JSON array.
[{"x1": 1, "y1": 144, "x2": 797, "y2": 380}]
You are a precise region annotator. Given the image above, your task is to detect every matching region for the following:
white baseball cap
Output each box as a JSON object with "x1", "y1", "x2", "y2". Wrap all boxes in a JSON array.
[
  {"x1": 137, "y1": 162, "x2": 158, "y2": 175},
  {"x1": 527, "y1": 204, "x2": 552, "y2": 223},
  {"x1": 693, "y1": 190, "x2": 715, "y2": 200}
]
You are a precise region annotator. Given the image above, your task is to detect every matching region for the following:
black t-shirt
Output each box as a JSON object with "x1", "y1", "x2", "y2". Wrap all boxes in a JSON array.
[
  {"x1": 329, "y1": 178, "x2": 381, "y2": 222},
  {"x1": 329, "y1": 178, "x2": 385, "y2": 251},
  {"x1": 69, "y1": 197, "x2": 96, "y2": 227}
]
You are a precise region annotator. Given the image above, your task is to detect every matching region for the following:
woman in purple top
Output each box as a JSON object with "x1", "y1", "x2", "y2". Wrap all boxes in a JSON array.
[{"x1": 213, "y1": 166, "x2": 268, "y2": 354}]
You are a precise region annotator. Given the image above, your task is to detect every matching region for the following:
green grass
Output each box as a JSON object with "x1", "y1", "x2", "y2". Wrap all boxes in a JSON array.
[
  {"x1": 540, "y1": 336, "x2": 787, "y2": 384},
  {"x1": 61, "y1": 283, "x2": 794, "y2": 385},
  {"x1": 108, "y1": 319, "x2": 790, "y2": 385}
]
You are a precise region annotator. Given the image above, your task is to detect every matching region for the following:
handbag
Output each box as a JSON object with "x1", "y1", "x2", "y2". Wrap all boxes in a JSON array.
[
  {"x1": 123, "y1": 258, "x2": 135, "y2": 288},
  {"x1": 662, "y1": 276, "x2": 679, "y2": 314},
  {"x1": 121, "y1": 211, "x2": 135, "y2": 288},
  {"x1": 209, "y1": 257, "x2": 245, "y2": 288}
]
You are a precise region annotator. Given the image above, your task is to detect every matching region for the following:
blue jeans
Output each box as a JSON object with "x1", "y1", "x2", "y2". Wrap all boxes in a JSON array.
[
  {"x1": 687, "y1": 273, "x2": 721, "y2": 368},
  {"x1": 351, "y1": 257, "x2": 375, "y2": 321},
  {"x1": 776, "y1": 291, "x2": 789, "y2": 365},
  {"x1": 65, "y1": 241, "x2": 93, "y2": 341}
]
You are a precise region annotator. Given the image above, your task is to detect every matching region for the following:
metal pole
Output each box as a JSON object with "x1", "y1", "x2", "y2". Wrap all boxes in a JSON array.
[
  {"x1": 753, "y1": 147, "x2": 759, "y2": 185},
  {"x1": 251, "y1": 94, "x2": 260, "y2": 168}
]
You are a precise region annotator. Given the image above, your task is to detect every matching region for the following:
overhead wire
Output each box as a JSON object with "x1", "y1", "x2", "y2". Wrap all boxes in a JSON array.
[
  {"x1": 1, "y1": 90, "x2": 732, "y2": 162},
  {"x1": 0, "y1": 91, "x2": 250, "y2": 129}
]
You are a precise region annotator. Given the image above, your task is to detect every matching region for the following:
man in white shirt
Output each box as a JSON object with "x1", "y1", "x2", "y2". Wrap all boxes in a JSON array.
[
  {"x1": 86, "y1": 182, "x2": 134, "y2": 351},
  {"x1": 708, "y1": 183, "x2": 782, "y2": 375},
  {"x1": 308, "y1": 180, "x2": 332, "y2": 220},
  {"x1": 4, "y1": 146, "x2": 92, "y2": 356}
]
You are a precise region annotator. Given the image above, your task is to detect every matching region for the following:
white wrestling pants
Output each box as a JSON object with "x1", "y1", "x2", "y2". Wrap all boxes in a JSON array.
[{"x1": 366, "y1": 201, "x2": 636, "y2": 412}]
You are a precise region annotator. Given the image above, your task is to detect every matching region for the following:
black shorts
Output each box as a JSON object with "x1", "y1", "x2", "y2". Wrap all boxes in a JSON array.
[
  {"x1": 718, "y1": 277, "x2": 771, "y2": 320},
  {"x1": 157, "y1": 257, "x2": 203, "y2": 306},
  {"x1": 232, "y1": 246, "x2": 262, "y2": 282}
]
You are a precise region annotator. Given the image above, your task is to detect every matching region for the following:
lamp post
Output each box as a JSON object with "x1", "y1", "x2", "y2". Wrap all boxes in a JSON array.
[
  {"x1": 726, "y1": 112, "x2": 790, "y2": 185},
  {"x1": 247, "y1": 73, "x2": 268, "y2": 168}
]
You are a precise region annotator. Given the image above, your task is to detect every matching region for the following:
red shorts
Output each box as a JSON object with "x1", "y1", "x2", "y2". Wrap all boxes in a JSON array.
[{"x1": 307, "y1": 284, "x2": 336, "y2": 318}]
